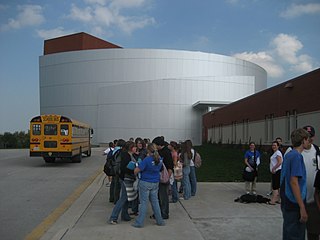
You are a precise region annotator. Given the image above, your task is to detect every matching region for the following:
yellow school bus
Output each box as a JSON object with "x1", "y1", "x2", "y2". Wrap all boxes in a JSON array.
[{"x1": 30, "y1": 114, "x2": 93, "y2": 163}]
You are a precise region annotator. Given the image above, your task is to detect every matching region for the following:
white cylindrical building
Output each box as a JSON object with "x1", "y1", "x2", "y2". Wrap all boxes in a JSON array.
[{"x1": 40, "y1": 33, "x2": 267, "y2": 145}]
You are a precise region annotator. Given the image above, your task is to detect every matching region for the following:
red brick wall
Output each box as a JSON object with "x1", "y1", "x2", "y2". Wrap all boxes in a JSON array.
[
  {"x1": 44, "y1": 32, "x2": 122, "y2": 55},
  {"x1": 203, "y1": 68, "x2": 320, "y2": 128}
]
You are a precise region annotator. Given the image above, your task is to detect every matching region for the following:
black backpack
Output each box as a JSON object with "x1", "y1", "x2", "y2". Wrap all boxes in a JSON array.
[
  {"x1": 104, "y1": 149, "x2": 115, "y2": 176},
  {"x1": 314, "y1": 144, "x2": 320, "y2": 171},
  {"x1": 112, "y1": 149, "x2": 122, "y2": 176}
]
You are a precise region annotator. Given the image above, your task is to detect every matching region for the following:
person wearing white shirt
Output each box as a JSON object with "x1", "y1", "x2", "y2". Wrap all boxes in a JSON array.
[{"x1": 269, "y1": 141, "x2": 283, "y2": 204}]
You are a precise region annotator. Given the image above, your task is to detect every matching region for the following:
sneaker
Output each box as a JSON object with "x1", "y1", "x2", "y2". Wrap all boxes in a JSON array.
[
  {"x1": 131, "y1": 223, "x2": 142, "y2": 228},
  {"x1": 129, "y1": 212, "x2": 139, "y2": 216},
  {"x1": 252, "y1": 191, "x2": 257, "y2": 195},
  {"x1": 110, "y1": 220, "x2": 118, "y2": 225},
  {"x1": 121, "y1": 217, "x2": 132, "y2": 221},
  {"x1": 266, "y1": 191, "x2": 273, "y2": 196}
]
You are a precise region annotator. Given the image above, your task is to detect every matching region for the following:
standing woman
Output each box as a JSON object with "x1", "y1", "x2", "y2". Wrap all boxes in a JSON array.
[
  {"x1": 109, "y1": 141, "x2": 137, "y2": 224},
  {"x1": 134, "y1": 137, "x2": 147, "y2": 161},
  {"x1": 186, "y1": 140, "x2": 197, "y2": 196},
  {"x1": 180, "y1": 141, "x2": 192, "y2": 200},
  {"x1": 132, "y1": 144, "x2": 165, "y2": 228},
  {"x1": 244, "y1": 142, "x2": 261, "y2": 195},
  {"x1": 269, "y1": 140, "x2": 283, "y2": 204},
  {"x1": 168, "y1": 141, "x2": 180, "y2": 203}
]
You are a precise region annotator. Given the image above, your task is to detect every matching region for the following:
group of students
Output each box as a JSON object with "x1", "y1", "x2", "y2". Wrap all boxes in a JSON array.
[
  {"x1": 243, "y1": 125, "x2": 320, "y2": 240},
  {"x1": 103, "y1": 136, "x2": 199, "y2": 228}
]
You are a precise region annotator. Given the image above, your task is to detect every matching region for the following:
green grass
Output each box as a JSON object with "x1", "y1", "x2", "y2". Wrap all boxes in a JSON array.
[{"x1": 194, "y1": 144, "x2": 271, "y2": 182}]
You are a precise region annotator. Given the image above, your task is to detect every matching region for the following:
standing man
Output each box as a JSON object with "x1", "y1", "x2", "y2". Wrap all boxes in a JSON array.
[
  {"x1": 280, "y1": 128, "x2": 309, "y2": 240},
  {"x1": 152, "y1": 136, "x2": 173, "y2": 219},
  {"x1": 301, "y1": 126, "x2": 320, "y2": 240}
]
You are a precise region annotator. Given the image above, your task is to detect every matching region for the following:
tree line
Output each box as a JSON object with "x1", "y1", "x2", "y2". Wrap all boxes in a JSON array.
[{"x1": 0, "y1": 131, "x2": 30, "y2": 149}]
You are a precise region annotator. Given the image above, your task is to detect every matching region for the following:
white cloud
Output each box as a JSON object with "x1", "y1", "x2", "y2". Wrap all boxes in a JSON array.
[
  {"x1": 233, "y1": 51, "x2": 284, "y2": 78},
  {"x1": 36, "y1": 27, "x2": 73, "y2": 39},
  {"x1": 233, "y1": 33, "x2": 316, "y2": 80},
  {"x1": 94, "y1": 6, "x2": 115, "y2": 26},
  {"x1": 110, "y1": 0, "x2": 146, "y2": 10},
  {"x1": 84, "y1": 0, "x2": 108, "y2": 5},
  {"x1": 291, "y1": 54, "x2": 314, "y2": 72},
  {"x1": 67, "y1": 1, "x2": 155, "y2": 35},
  {"x1": 1, "y1": 5, "x2": 45, "y2": 31},
  {"x1": 116, "y1": 15, "x2": 155, "y2": 34},
  {"x1": 280, "y1": 3, "x2": 320, "y2": 19},
  {"x1": 271, "y1": 33, "x2": 302, "y2": 64},
  {"x1": 69, "y1": 4, "x2": 93, "y2": 22}
]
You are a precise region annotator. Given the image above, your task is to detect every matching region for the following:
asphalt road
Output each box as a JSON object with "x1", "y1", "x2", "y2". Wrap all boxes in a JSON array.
[{"x1": 0, "y1": 147, "x2": 106, "y2": 240}]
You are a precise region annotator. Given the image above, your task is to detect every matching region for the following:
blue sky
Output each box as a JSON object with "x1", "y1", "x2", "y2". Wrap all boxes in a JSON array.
[{"x1": 0, "y1": 0, "x2": 319, "y2": 133}]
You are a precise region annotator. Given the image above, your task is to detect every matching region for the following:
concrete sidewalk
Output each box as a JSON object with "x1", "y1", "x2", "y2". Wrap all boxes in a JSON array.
[{"x1": 41, "y1": 174, "x2": 283, "y2": 240}]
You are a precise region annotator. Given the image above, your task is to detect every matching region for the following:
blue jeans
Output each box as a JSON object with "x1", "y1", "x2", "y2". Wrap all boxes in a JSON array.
[
  {"x1": 133, "y1": 180, "x2": 164, "y2": 227},
  {"x1": 109, "y1": 179, "x2": 131, "y2": 221},
  {"x1": 171, "y1": 180, "x2": 179, "y2": 202},
  {"x1": 189, "y1": 166, "x2": 197, "y2": 196},
  {"x1": 182, "y1": 166, "x2": 191, "y2": 200},
  {"x1": 281, "y1": 206, "x2": 306, "y2": 240}
]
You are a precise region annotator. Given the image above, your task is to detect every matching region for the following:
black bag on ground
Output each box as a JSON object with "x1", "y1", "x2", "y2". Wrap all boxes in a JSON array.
[{"x1": 234, "y1": 194, "x2": 270, "y2": 204}]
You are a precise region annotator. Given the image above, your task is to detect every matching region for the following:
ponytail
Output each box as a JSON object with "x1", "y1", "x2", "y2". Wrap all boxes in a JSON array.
[{"x1": 147, "y1": 143, "x2": 161, "y2": 165}]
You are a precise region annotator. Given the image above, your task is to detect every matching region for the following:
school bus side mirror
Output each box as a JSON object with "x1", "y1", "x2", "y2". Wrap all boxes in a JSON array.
[{"x1": 90, "y1": 129, "x2": 94, "y2": 138}]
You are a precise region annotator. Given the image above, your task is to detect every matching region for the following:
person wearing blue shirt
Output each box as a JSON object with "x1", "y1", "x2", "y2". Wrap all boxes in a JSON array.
[
  {"x1": 280, "y1": 128, "x2": 309, "y2": 240},
  {"x1": 244, "y1": 142, "x2": 261, "y2": 195},
  {"x1": 131, "y1": 143, "x2": 165, "y2": 228}
]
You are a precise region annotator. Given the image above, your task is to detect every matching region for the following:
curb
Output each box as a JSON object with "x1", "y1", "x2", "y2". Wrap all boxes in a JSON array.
[{"x1": 40, "y1": 172, "x2": 106, "y2": 240}]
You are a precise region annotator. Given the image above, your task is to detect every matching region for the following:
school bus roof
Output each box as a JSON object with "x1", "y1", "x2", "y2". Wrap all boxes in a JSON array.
[{"x1": 30, "y1": 114, "x2": 91, "y2": 128}]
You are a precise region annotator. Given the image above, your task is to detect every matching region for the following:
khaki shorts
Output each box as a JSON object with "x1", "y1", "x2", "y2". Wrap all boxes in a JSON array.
[{"x1": 306, "y1": 202, "x2": 320, "y2": 234}]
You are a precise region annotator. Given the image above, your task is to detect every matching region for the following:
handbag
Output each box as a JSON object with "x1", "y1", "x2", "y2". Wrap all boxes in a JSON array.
[
  {"x1": 242, "y1": 168, "x2": 256, "y2": 182},
  {"x1": 173, "y1": 161, "x2": 183, "y2": 180},
  {"x1": 160, "y1": 163, "x2": 170, "y2": 183},
  {"x1": 242, "y1": 150, "x2": 257, "y2": 182},
  {"x1": 193, "y1": 151, "x2": 202, "y2": 168}
]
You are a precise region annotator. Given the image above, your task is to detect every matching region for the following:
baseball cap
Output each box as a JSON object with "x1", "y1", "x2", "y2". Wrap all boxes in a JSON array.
[{"x1": 303, "y1": 125, "x2": 315, "y2": 137}]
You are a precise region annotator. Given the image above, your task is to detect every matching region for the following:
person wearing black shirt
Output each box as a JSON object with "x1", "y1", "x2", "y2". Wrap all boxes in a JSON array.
[{"x1": 152, "y1": 136, "x2": 173, "y2": 219}]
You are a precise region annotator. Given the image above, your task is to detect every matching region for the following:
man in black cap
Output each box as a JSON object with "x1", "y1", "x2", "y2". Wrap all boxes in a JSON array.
[{"x1": 152, "y1": 136, "x2": 173, "y2": 219}]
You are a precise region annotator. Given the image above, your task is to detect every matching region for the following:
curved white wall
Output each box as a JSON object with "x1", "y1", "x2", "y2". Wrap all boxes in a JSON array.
[{"x1": 39, "y1": 49, "x2": 267, "y2": 145}]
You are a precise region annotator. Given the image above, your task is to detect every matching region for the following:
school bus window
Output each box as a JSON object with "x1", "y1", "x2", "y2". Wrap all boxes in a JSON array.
[
  {"x1": 44, "y1": 124, "x2": 57, "y2": 135},
  {"x1": 60, "y1": 124, "x2": 69, "y2": 136},
  {"x1": 32, "y1": 124, "x2": 41, "y2": 135}
]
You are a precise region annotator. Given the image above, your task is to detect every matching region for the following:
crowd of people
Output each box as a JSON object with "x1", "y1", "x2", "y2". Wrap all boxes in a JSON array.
[
  {"x1": 242, "y1": 126, "x2": 320, "y2": 240},
  {"x1": 103, "y1": 136, "x2": 199, "y2": 228},
  {"x1": 103, "y1": 125, "x2": 320, "y2": 239}
]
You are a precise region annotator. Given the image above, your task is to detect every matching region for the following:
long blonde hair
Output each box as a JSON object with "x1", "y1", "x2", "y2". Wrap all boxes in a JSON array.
[{"x1": 147, "y1": 143, "x2": 161, "y2": 165}]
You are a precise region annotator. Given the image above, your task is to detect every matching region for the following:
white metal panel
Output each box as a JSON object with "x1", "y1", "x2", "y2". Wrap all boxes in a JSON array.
[{"x1": 40, "y1": 48, "x2": 267, "y2": 145}]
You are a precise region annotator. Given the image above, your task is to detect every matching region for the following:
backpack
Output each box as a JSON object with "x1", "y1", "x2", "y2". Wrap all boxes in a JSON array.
[
  {"x1": 314, "y1": 144, "x2": 320, "y2": 171},
  {"x1": 193, "y1": 150, "x2": 202, "y2": 168},
  {"x1": 234, "y1": 194, "x2": 270, "y2": 204},
  {"x1": 112, "y1": 149, "x2": 122, "y2": 176},
  {"x1": 103, "y1": 148, "x2": 115, "y2": 176}
]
